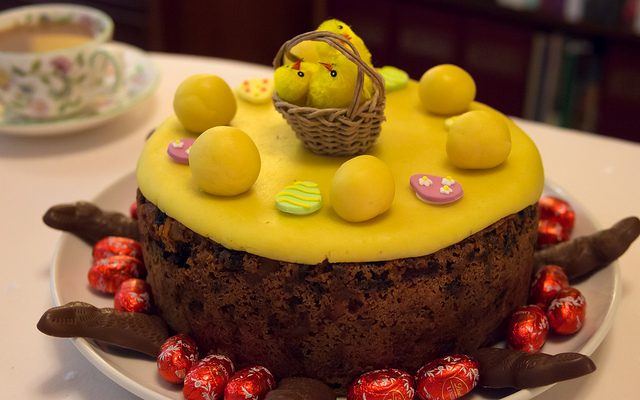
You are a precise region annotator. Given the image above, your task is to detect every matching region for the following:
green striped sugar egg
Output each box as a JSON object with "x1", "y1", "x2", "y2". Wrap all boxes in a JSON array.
[{"x1": 275, "y1": 181, "x2": 323, "y2": 215}]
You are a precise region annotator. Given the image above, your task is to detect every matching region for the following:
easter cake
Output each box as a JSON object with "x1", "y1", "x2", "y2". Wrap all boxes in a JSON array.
[{"x1": 134, "y1": 25, "x2": 544, "y2": 390}]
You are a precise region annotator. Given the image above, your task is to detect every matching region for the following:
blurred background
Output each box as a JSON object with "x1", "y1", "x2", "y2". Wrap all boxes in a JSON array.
[{"x1": 2, "y1": 0, "x2": 638, "y2": 142}]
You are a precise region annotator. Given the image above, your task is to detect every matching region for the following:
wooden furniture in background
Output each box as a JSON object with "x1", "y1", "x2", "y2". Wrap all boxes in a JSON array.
[
  {"x1": 322, "y1": 0, "x2": 640, "y2": 142},
  {"x1": 2, "y1": 0, "x2": 637, "y2": 142},
  {"x1": 0, "y1": 0, "x2": 322, "y2": 65},
  {"x1": 0, "y1": 0, "x2": 163, "y2": 50}
]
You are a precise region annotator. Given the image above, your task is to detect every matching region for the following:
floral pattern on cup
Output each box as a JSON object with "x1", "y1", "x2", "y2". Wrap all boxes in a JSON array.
[
  {"x1": 10, "y1": 10, "x2": 107, "y2": 37},
  {"x1": 0, "y1": 42, "x2": 159, "y2": 130},
  {"x1": 0, "y1": 4, "x2": 123, "y2": 121}
]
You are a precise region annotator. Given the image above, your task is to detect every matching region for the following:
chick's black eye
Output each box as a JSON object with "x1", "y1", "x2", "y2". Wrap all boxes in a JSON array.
[
  {"x1": 337, "y1": 25, "x2": 343, "y2": 29},
  {"x1": 297, "y1": 71, "x2": 304, "y2": 77},
  {"x1": 330, "y1": 70, "x2": 337, "y2": 77}
]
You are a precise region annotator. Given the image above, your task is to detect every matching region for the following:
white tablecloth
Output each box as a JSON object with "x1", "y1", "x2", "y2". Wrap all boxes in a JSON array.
[{"x1": 1, "y1": 52, "x2": 639, "y2": 399}]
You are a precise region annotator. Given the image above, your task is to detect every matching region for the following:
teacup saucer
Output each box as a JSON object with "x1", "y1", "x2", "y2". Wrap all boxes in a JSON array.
[{"x1": 0, "y1": 42, "x2": 159, "y2": 137}]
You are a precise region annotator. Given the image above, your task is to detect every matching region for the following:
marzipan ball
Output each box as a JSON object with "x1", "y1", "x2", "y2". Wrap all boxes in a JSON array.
[
  {"x1": 189, "y1": 126, "x2": 261, "y2": 196},
  {"x1": 445, "y1": 110, "x2": 511, "y2": 169},
  {"x1": 331, "y1": 155, "x2": 395, "y2": 222},
  {"x1": 419, "y1": 64, "x2": 476, "y2": 115},
  {"x1": 173, "y1": 74, "x2": 237, "y2": 133}
]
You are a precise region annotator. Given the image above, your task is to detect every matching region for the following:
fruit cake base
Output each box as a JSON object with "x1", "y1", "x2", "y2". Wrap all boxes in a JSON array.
[{"x1": 137, "y1": 192, "x2": 537, "y2": 391}]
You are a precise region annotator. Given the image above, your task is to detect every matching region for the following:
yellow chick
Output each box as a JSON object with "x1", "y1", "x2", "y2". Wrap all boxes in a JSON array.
[
  {"x1": 285, "y1": 40, "x2": 319, "y2": 64},
  {"x1": 315, "y1": 19, "x2": 373, "y2": 66},
  {"x1": 274, "y1": 60, "x2": 317, "y2": 106},
  {"x1": 307, "y1": 55, "x2": 372, "y2": 109}
]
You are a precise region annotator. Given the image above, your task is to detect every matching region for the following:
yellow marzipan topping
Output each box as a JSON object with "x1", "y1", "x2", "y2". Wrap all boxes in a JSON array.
[{"x1": 137, "y1": 81, "x2": 544, "y2": 264}]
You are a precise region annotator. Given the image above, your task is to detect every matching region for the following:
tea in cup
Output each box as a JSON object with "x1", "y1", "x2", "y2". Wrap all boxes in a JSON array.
[{"x1": 0, "y1": 4, "x2": 124, "y2": 121}]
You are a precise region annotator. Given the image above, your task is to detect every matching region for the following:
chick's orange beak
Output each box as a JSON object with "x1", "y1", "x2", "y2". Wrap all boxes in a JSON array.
[
  {"x1": 292, "y1": 60, "x2": 302, "y2": 70},
  {"x1": 320, "y1": 62, "x2": 333, "y2": 71}
]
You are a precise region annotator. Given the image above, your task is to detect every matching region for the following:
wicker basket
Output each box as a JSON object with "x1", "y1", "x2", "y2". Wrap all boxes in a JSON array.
[{"x1": 272, "y1": 31, "x2": 386, "y2": 157}]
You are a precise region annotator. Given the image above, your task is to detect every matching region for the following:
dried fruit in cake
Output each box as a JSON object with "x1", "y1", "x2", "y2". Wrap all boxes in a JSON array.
[
  {"x1": 418, "y1": 64, "x2": 476, "y2": 115},
  {"x1": 173, "y1": 74, "x2": 237, "y2": 133},
  {"x1": 188, "y1": 126, "x2": 261, "y2": 196},
  {"x1": 331, "y1": 155, "x2": 395, "y2": 222},
  {"x1": 445, "y1": 110, "x2": 512, "y2": 169}
]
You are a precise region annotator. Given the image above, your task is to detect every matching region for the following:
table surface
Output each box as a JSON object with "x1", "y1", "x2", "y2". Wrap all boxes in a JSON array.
[{"x1": 1, "y1": 51, "x2": 639, "y2": 400}]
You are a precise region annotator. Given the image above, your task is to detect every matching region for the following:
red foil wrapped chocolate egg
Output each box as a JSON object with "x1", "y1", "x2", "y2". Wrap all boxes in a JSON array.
[
  {"x1": 113, "y1": 278, "x2": 152, "y2": 313},
  {"x1": 348, "y1": 368, "x2": 415, "y2": 400},
  {"x1": 547, "y1": 287, "x2": 587, "y2": 335},
  {"x1": 200, "y1": 353, "x2": 235, "y2": 377},
  {"x1": 87, "y1": 255, "x2": 145, "y2": 294},
  {"x1": 92, "y1": 236, "x2": 143, "y2": 261},
  {"x1": 130, "y1": 201, "x2": 138, "y2": 219},
  {"x1": 156, "y1": 334, "x2": 199, "y2": 384},
  {"x1": 224, "y1": 365, "x2": 275, "y2": 400},
  {"x1": 538, "y1": 196, "x2": 575, "y2": 232},
  {"x1": 415, "y1": 355, "x2": 479, "y2": 400},
  {"x1": 506, "y1": 305, "x2": 549, "y2": 353},
  {"x1": 537, "y1": 196, "x2": 575, "y2": 248},
  {"x1": 537, "y1": 219, "x2": 572, "y2": 249},
  {"x1": 183, "y1": 354, "x2": 235, "y2": 400},
  {"x1": 530, "y1": 265, "x2": 570, "y2": 309}
]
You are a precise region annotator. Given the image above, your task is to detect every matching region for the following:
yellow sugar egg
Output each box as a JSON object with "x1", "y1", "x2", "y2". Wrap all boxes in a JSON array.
[
  {"x1": 445, "y1": 110, "x2": 512, "y2": 169},
  {"x1": 331, "y1": 155, "x2": 395, "y2": 222},
  {"x1": 173, "y1": 74, "x2": 237, "y2": 133},
  {"x1": 189, "y1": 126, "x2": 261, "y2": 196},
  {"x1": 418, "y1": 64, "x2": 476, "y2": 115}
]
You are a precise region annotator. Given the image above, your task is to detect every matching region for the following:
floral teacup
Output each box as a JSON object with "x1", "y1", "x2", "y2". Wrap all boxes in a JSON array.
[{"x1": 0, "y1": 4, "x2": 124, "y2": 121}]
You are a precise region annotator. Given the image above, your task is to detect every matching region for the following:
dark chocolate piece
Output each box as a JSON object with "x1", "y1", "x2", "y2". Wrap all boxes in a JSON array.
[
  {"x1": 471, "y1": 347, "x2": 596, "y2": 389},
  {"x1": 43, "y1": 202, "x2": 139, "y2": 245},
  {"x1": 37, "y1": 301, "x2": 168, "y2": 357},
  {"x1": 266, "y1": 377, "x2": 336, "y2": 400},
  {"x1": 535, "y1": 216, "x2": 640, "y2": 280}
]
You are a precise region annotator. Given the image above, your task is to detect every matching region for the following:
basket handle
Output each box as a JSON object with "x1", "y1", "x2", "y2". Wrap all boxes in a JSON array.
[{"x1": 272, "y1": 30, "x2": 385, "y2": 118}]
